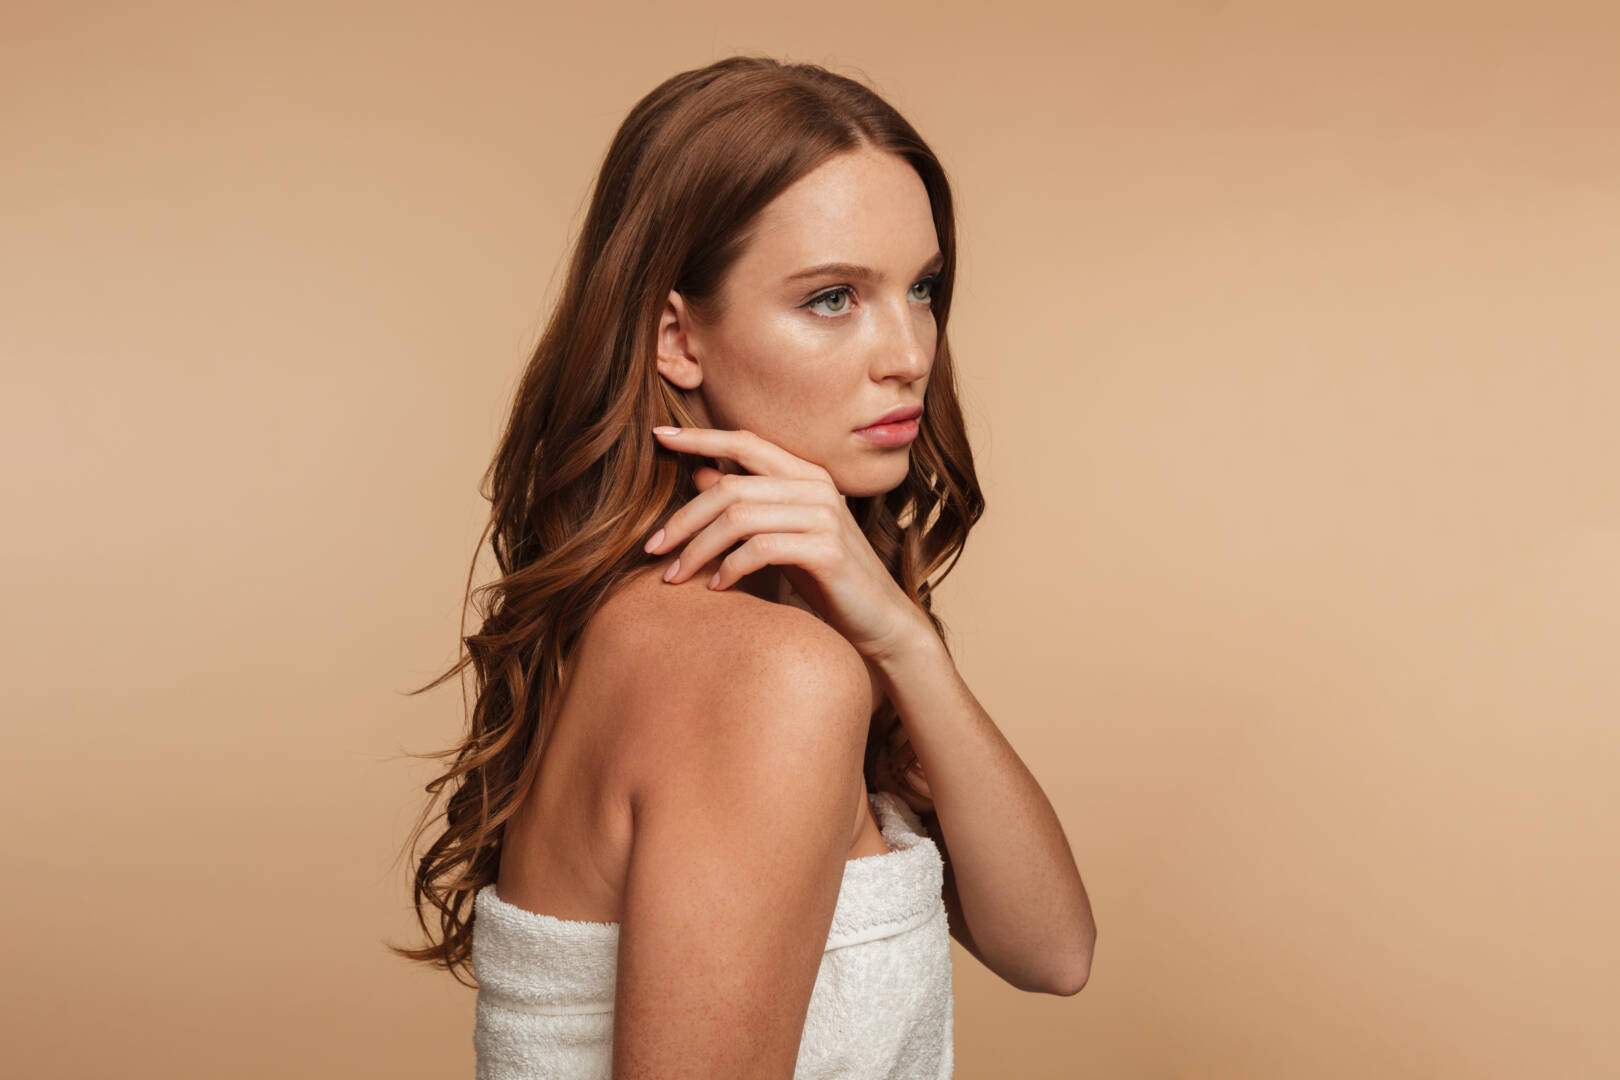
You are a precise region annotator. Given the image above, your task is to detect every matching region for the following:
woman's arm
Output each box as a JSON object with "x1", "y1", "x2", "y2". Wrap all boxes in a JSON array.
[
  {"x1": 641, "y1": 427, "x2": 1095, "y2": 993},
  {"x1": 873, "y1": 628, "x2": 1096, "y2": 996},
  {"x1": 610, "y1": 613, "x2": 875, "y2": 1079}
]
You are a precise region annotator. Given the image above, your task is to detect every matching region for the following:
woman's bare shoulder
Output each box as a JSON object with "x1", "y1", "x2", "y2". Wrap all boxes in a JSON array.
[
  {"x1": 582, "y1": 562, "x2": 870, "y2": 791},
  {"x1": 588, "y1": 563, "x2": 857, "y2": 685}
]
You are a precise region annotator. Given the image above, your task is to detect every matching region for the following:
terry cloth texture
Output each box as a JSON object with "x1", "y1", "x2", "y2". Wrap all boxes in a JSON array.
[{"x1": 471, "y1": 788, "x2": 955, "y2": 1079}]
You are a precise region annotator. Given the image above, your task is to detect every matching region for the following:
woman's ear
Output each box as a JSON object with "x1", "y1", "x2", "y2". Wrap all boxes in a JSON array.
[{"x1": 655, "y1": 290, "x2": 704, "y2": 390}]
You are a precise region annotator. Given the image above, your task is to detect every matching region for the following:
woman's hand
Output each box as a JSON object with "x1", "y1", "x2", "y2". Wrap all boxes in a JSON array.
[{"x1": 644, "y1": 425, "x2": 929, "y2": 664}]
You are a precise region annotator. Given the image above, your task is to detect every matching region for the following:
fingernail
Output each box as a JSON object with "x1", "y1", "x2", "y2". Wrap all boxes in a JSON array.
[
  {"x1": 707, "y1": 570, "x2": 720, "y2": 589},
  {"x1": 644, "y1": 528, "x2": 664, "y2": 553},
  {"x1": 652, "y1": 426, "x2": 679, "y2": 435},
  {"x1": 662, "y1": 557, "x2": 680, "y2": 583}
]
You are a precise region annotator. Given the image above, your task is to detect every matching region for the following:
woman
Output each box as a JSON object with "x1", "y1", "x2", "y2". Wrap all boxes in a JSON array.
[{"x1": 393, "y1": 55, "x2": 1096, "y2": 1079}]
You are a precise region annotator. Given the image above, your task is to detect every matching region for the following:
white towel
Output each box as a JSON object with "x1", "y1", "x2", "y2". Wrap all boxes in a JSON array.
[{"x1": 472, "y1": 788, "x2": 955, "y2": 1079}]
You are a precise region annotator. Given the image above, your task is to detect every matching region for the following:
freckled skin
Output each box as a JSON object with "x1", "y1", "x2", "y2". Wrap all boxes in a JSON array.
[
  {"x1": 654, "y1": 147, "x2": 940, "y2": 503},
  {"x1": 488, "y1": 150, "x2": 949, "y2": 1080}
]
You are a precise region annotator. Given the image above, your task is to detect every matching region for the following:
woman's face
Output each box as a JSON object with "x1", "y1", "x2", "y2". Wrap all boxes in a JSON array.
[{"x1": 657, "y1": 148, "x2": 941, "y2": 498}]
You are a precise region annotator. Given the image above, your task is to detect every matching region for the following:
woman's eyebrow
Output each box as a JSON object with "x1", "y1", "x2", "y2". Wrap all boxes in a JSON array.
[{"x1": 783, "y1": 251, "x2": 945, "y2": 285}]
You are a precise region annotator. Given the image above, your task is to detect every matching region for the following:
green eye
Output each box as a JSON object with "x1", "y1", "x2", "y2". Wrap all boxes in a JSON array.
[
  {"x1": 804, "y1": 275, "x2": 941, "y2": 318},
  {"x1": 808, "y1": 288, "x2": 851, "y2": 315}
]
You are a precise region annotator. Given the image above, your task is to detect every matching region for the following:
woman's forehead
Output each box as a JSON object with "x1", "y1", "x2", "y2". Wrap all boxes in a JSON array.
[{"x1": 736, "y1": 153, "x2": 938, "y2": 283}]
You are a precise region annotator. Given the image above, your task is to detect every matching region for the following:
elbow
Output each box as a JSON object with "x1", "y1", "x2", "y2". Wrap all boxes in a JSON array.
[
  {"x1": 1051, "y1": 966, "x2": 1089, "y2": 997},
  {"x1": 1049, "y1": 971, "x2": 1088, "y2": 997},
  {"x1": 1048, "y1": 926, "x2": 1096, "y2": 997},
  {"x1": 1049, "y1": 962, "x2": 1089, "y2": 997}
]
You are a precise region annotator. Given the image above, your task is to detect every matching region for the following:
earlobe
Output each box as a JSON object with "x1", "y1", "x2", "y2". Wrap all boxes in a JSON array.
[{"x1": 655, "y1": 289, "x2": 703, "y2": 390}]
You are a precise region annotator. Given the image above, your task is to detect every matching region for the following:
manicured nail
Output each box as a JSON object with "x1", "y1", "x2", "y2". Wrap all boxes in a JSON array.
[
  {"x1": 652, "y1": 425, "x2": 679, "y2": 435},
  {"x1": 707, "y1": 570, "x2": 720, "y2": 589},
  {"x1": 644, "y1": 528, "x2": 665, "y2": 553},
  {"x1": 662, "y1": 557, "x2": 680, "y2": 582}
]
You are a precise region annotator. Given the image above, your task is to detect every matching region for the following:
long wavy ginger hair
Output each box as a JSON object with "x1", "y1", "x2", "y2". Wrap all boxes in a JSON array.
[{"x1": 391, "y1": 55, "x2": 985, "y2": 984}]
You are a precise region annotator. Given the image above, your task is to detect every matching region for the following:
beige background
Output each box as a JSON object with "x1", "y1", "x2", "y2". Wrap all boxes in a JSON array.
[{"x1": 3, "y1": 2, "x2": 1616, "y2": 1076}]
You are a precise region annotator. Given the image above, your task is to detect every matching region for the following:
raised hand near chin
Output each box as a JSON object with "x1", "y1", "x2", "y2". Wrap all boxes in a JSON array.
[{"x1": 644, "y1": 425, "x2": 929, "y2": 665}]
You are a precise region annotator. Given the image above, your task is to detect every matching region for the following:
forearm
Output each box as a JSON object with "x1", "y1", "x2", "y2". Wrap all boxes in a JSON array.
[{"x1": 872, "y1": 624, "x2": 1096, "y2": 993}]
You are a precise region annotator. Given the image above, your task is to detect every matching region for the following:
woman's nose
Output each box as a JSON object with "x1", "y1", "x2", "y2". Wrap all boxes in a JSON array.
[{"x1": 874, "y1": 300, "x2": 931, "y2": 379}]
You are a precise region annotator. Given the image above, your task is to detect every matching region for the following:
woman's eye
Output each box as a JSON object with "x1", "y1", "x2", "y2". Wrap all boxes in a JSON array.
[
  {"x1": 804, "y1": 276, "x2": 940, "y2": 317},
  {"x1": 807, "y1": 288, "x2": 851, "y2": 316}
]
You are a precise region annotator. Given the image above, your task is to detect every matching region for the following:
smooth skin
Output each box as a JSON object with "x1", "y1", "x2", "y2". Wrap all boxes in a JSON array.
[
  {"x1": 648, "y1": 146, "x2": 941, "y2": 633},
  {"x1": 608, "y1": 148, "x2": 951, "y2": 1078}
]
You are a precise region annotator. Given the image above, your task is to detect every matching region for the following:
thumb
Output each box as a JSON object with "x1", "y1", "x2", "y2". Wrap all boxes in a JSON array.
[{"x1": 692, "y1": 463, "x2": 725, "y2": 492}]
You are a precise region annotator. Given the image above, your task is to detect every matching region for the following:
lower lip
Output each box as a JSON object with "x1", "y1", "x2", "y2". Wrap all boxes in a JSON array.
[{"x1": 854, "y1": 418, "x2": 920, "y2": 446}]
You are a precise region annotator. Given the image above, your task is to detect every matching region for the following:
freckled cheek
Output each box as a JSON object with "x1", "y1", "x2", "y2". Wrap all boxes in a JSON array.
[
  {"x1": 733, "y1": 318, "x2": 843, "y2": 385},
  {"x1": 754, "y1": 311, "x2": 833, "y2": 352},
  {"x1": 709, "y1": 323, "x2": 831, "y2": 433}
]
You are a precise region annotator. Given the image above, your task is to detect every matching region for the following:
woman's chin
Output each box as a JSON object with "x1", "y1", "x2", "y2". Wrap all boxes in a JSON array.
[{"x1": 831, "y1": 456, "x2": 913, "y2": 499}]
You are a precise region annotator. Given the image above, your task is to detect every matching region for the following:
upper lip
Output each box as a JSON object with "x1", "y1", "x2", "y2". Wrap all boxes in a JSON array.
[{"x1": 858, "y1": 403, "x2": 923, "y2": 429}]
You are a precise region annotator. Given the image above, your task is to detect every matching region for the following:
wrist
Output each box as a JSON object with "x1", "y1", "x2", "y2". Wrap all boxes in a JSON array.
[{"x1": 866, "y1": 609, "x2": 947, "y2": 675}]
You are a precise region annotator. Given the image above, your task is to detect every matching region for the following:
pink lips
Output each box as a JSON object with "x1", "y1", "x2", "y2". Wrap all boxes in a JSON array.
[
  {"x1": 855, "y1": 404, "x2": 923, "y2": 447},
  {"x1": 861, "y1": 403, "x2": 923, "y2": 428}
]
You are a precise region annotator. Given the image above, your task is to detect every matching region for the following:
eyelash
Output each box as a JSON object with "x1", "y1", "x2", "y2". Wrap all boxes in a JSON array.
[{"x1": 803, "y1": 274, "x2": 942, "y2": 317}]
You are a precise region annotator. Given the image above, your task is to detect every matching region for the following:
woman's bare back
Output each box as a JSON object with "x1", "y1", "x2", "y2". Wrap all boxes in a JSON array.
[{"x1": 494, "y1": 560, "x2": 892, "y2": 924}]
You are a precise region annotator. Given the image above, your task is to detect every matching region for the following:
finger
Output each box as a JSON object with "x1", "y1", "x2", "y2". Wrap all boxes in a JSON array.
[
  {"x1": 692, "y1": 464, "x2": 724, "y2": 492},
  {"x1": 646, "y1": 475, "x2": 834, "y2": 555},
  {"x1": 651, "y1": 426, "x2": 830, "y2": 482},
  {"x1": 707, "y1": 530, "x2": 842, "y2": 591},
  {"x1": 663, "y1": 502, "x2": 837, "y2": 585}
]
